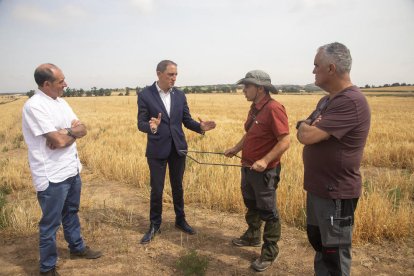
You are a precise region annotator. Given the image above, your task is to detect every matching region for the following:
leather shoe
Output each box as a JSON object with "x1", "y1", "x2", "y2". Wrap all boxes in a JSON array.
[
  {"x1": 70, "y1": 246, "x2": 102, "y2": 259},
  {"x1": 175, "y1": 220, "x2": 196, "y2": 235},
  {"x1": 140, "y1": 224, "x2": 160, "y2": 244},
  {"x1": 40, "y1": 267, "x2": 60, "y2": 276}
]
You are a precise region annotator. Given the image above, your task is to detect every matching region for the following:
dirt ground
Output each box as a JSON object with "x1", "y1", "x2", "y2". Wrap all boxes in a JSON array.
[{"x1": 1, "y1": 169, "x2": 413, "y2": 276}]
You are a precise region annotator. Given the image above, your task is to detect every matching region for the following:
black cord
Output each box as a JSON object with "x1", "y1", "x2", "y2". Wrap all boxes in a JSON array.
[{"x1": 179, "y1": 150, "x2": 244, "y2": 167}]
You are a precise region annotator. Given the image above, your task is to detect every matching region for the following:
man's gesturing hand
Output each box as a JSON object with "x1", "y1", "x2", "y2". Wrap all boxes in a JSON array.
[
  {"x1": 199, "y1": 117, "x2": 216, "y2": 132},
  {"x1": 149, "y1": 113, "x2": 162, "y2": 134}
]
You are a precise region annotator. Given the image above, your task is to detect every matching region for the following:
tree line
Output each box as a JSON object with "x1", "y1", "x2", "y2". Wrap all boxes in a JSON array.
[
  {"x1": 26, "y1": 87, "x2": 137, "y2": 98},
  {"x1": 363, "y1": 82, "x2": 412, "y2": 89},
  {"x1": 25, "y1": 82, "x2": 413, "y2": 98}
]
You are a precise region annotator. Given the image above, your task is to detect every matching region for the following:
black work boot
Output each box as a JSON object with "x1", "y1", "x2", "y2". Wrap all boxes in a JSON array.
[
  {"x1": 70, "y1": 246, "x2": 103, "y2": 259},
  {"x1": 39, "y1": 267, "x2": 60, "y2": 276},
  {"x1": 232, "y1": 208, "x2": 262, "y2": 247}
]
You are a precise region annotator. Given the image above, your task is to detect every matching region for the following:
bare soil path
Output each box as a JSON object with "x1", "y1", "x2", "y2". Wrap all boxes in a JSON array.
[{"x1": 1, "y1": 169, "x2": 413, "y2": 275}]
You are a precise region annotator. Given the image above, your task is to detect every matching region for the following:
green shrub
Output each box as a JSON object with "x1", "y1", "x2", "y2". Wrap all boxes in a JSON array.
[{"x1": 176, "y1": 249, "x2": 209, "y2": 276}]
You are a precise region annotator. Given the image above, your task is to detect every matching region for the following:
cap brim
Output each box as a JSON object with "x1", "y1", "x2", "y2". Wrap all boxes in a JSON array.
[
  {"x1": 236, "y1": 78, "x2": 277, "y2": 92},
  {"x1": 236, "y1": 78, "x2": 258, "y2": 85}
]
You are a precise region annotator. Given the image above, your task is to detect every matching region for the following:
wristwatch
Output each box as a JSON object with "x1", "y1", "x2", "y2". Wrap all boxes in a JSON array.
[
  {"x1": 65, "y1": 128, "x2": 76, "y2": 138},
  {"x1": 296, "y1": 120, "x2": 306, "y2": 130}
]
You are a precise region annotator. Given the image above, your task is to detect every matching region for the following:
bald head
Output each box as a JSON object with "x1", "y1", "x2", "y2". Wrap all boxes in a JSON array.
[{"x1": 34, "y1": 63, "x2": 60, "y2": 87}]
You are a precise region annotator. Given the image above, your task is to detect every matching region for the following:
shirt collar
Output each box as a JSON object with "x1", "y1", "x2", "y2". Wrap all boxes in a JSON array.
[
  {"x1": 155, "y1": 82, "x2": 172, "y2": 94},
  {"x1": 36, "y1": 89, "x2": 61, "y2": 102},
  {"x1": 252, "y1": 94, "x2": 272, "y2": 111}
]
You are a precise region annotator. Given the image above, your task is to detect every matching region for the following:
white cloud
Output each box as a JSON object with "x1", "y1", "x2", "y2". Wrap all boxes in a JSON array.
[
  {"x1": 12, "y1": 4, "x2": 56, "y2": 24},
  {"x1": 62, "y1": 4, "x2": 87, "y2": 19},
  {"x1": 128, "y1": 0, "x2": 154, "y2": 13},
  {"x1": 11, "y1": 3, "x2": 87, "y2": 25}
]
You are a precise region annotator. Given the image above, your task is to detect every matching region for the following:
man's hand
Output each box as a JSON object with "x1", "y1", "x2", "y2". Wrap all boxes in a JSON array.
[
  {"x1": 224, "y1": 147, "x2": 239, "y2": 158},
  {"x1": 71, "y1": 119, "x2": 82, "y2": 128},
  {"x1": 312, "y1": 115, "x2": 322, "y2": 126},
  {"x1": 199, "y1": 117, "x2": 216, "y2": 132},
  {"x1": 46, "y1": 139, "x2": 56, "y2": 150},
  {"x1": 251, "y1": 159, "x2": 268, "y2": 172},
  {"x1": 149, "y1": 113, "x2": 162, "y2": 133},
  {"x1": 46, "y1": 128, "x2": 73, "y2": 150}
]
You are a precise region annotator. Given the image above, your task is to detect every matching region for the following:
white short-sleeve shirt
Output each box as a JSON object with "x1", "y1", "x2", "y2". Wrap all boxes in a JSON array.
[{"x1": 22, "y1": 90, "x2": 82, "y2": 191}]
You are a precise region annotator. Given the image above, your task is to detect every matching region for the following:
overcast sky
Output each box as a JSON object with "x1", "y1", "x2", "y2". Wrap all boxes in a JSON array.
[{"x1": 0, "y1": 0, "x2": 413, "y2": 93}]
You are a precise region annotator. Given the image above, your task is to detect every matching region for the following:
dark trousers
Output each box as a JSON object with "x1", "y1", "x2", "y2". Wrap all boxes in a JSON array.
[
  {"x1": 37, "y1": 174, "x2": 85, "y2": 272},
  {"x1": 241, "y1": 165, "x2": 281, "y2": 261},
  {"x1": 306, "y1": 192, "x2": 359, "y2": 276},
  {"x1": 147, "y1": 145, "x2": 186, "y2": 226}
]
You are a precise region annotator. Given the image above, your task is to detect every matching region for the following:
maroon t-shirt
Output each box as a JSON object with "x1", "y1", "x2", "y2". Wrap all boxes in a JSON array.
[
  {"x1": 242, "y1": 95, "x2": 289, "y2": 169},
  {"x1": 303, "y1": 86, "x2": 371, "y2": 199}
]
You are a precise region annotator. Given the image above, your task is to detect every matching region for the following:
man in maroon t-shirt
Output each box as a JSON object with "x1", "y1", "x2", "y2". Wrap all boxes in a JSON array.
[
  {"x1": 225, "y1": 70, "x2": 290, "y2": 272},
  {"x1": 297, "y1": 42, "x2": 371, "y2": 276}
]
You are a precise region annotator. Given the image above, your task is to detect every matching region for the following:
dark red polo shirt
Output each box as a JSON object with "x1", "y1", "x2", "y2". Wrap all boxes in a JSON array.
[
  {"x1": 303, "y1": 86, "x2": 371, "y2": 199},
  {"x1": 242, "y1": 95, "x2": 289, "y2": 169}
]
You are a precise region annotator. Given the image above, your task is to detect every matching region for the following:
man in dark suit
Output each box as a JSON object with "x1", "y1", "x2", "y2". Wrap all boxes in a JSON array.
[{"x1": 137, "y1": 60, "x2": 216, "y2": 244}]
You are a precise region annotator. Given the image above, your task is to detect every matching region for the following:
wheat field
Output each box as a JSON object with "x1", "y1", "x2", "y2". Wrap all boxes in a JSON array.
[{"x1": 0, "y1": 92, "x2": 413, "y2": 243}]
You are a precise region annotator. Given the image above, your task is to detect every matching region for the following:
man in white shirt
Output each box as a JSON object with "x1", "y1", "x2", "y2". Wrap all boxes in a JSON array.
[{"x1": 22, "y1": 63, "x2": 102, "y2": 276}]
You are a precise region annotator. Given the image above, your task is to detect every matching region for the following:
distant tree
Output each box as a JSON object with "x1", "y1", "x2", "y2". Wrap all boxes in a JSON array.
[
  {"x1": 118, "y1": 92, "x2": 124, "y2": 96},
  {"x1": 383, "y1": 84, "x2": 390, "y2": 87},
  {"x1": 77, "y1": 88, "x2": 85, "y2": 97},
  {"x1": 125, "y1": 87, "x2": 130, "y2": 96},
  {"x1": 86, "y1": 91, "x2": 93, "y2": 97},
  {"x1": 183, "y1": 87, "x2": 190, "y2": 94},
  {"x1": 104, "y1": 90, "x2": 112, "y2": 96},
  {"x1": 96, "y1": 88, "x2": 103, "y2": 96},
  {"x1": 364, "y1": 84, "x2": 371, "y2": 88},
  {"x1": 26, "y1": 90, "x2": 35, "y2": 98},
  {"x1": 136, "y1": 86, "x2": 141, "y2": 94},
  {"x1": 63, "y1": 87, "x2": 76, "y2": 97},
  {"x1": 391, "y1": 82, "x2": 400, "y2": 87}
]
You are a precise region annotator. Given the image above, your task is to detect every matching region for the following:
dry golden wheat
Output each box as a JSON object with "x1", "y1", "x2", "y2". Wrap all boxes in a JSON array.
[{"x1": 1, "y1": 93, "x2": 413, "y2": 242}]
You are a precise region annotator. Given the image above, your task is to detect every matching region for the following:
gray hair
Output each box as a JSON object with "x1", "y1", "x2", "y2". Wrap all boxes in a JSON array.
[
  {"x1": 318, "y1": 42, "x2": 352, "y2": 74},
  {"x1": 156, "y1": 60, "x2": 177, "y2": 73}
]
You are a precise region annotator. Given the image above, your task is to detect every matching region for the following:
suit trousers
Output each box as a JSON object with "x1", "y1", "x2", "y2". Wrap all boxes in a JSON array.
[{"x1": 147, "y1": 144, "x2": 186, "y2": 226}]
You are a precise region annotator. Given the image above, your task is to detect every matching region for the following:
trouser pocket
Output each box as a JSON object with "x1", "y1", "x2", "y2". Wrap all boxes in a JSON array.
[{"x1": 323, "y1": 199, "x2": 356, "y2": 247}]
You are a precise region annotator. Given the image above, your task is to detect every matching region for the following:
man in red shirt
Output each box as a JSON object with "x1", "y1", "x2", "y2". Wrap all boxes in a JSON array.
[
  {"x1": 297, "y1": 42, "x2": 370, "y2": 276},
  {"x1": 225, "y1": 70, "x2": 290, "y2": 272}
]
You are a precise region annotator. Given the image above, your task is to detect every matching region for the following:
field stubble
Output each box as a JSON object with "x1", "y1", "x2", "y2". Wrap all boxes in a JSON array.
[{"x1": 0, "y1": 93, "x2": 413, "y2": 243}]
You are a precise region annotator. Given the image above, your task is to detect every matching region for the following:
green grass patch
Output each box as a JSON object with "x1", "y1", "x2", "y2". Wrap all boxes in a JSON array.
[
  {"x1": 0, "y1": 186, "x2": 10, "y2": 228},
  {"x1": 176, "y1": 249, "x2": 209, "y2": 276}
]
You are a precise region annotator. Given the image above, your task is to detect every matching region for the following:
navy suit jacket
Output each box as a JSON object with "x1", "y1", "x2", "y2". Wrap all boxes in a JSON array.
[{"x1": 137, "y1": 82, "x2": 203, "y2": 159}]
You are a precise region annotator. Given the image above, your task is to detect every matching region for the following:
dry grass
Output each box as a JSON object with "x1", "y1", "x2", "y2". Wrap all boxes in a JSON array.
[{"x1": 0, "y1": 93, "x2": 413, "y2": 243}]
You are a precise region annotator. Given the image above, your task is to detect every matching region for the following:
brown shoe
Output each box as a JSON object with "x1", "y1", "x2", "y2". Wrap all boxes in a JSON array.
[
  {"x1": 40, "y1": 267, "x2": 60, "y2": 276},
  {"x1": 70, "y1": 246, "x2": 102, "y2": 259}
]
